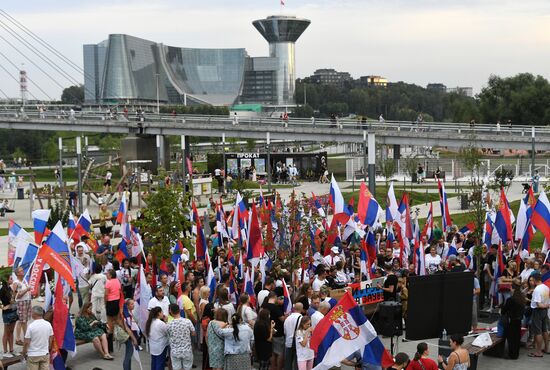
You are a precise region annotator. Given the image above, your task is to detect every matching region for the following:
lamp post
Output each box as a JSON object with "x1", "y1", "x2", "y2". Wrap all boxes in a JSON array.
[
  {"x1": 58, "y1": 137, "x2": 63, "y2": 187},
  {"x1": 181, "y1": 135, "x2": 186, "y2": 200},
  {"x1": 76, "y1": 136, "x2": 83, "y2": 214},
  {"x1": 267, "y1": 132, "x2": 271, "y2": 194},
  {"x1": 222, "y1": 133, "x2": 226, "y2": 189},
  {"x1": 156, "y1": 73, "x2": 160, "y2": 114},
  {"x1": 156, "y1": 134, "x2": 162, "y2": 170},
  {"x1": 532, "y1": 127, "x2": 536, "y2": 177},
  {"x1": 368, "y1": 132, "x2": 376, "y2": 196}
]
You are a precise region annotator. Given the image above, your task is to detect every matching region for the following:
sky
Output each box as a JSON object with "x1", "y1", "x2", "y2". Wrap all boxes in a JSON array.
[{"x1": 1, "y1": 0, "x2": 550, "y2": 100}]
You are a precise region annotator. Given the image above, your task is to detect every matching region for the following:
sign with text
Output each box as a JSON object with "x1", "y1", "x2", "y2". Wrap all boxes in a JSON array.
[{"x1": 349, "y1": 278, "x2": 385, "y2": 306}]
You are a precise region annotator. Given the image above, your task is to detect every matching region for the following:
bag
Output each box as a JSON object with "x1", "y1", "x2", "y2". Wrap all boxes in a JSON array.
[{"x1": 114, "y1": 324, "x2": 129, "y2": 343}]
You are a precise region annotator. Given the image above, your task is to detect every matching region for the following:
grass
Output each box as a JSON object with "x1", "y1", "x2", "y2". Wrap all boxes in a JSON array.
[{"x1": 341, "y1": 185, "x2": 456, "y2": 209}]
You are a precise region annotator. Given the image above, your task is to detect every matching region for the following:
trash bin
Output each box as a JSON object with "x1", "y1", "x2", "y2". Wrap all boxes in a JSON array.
[
  {"x1": 460, "y1": 194, "x2": 469, "y2": 210},
  {"x1": 17, "y1": 187, "x2": 24, "y2": 200}
]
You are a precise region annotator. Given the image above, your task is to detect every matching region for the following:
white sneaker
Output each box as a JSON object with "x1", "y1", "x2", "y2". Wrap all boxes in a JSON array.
[{"x1": 3, "y1": 352, "x2": 13, "y2": 358}]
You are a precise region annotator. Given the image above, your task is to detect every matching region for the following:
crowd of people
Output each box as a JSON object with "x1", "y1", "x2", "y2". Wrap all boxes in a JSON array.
[{"x1": 2, "y1": 189, "x2": 550, "y2": 370}]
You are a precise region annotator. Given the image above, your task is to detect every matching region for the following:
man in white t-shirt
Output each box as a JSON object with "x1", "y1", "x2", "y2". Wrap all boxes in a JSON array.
[
  {"x1": 530, "y1": 272, "x2": 550, "y2": 357},
  {"x1": 312, "y1": 268, "x2": 328, "y2": 292},
  {"x1": 284, "y1": 302, "x2": 303, "y2": 369},
  {"x1": 311, "y1": 301, "x2": 331, "y2": 329},
  {"x1": 519, "y1": 259, "x2": 535, "y2": 282},
  {"x1": 148, "y1": 286, "x2": 170, "y2": 317},
  {"x1": 22, "y1": 306, "x2": 53, "y2": 368},
  {"x1": 257, "y1": 277, "x2": 275, "y2": 308}
]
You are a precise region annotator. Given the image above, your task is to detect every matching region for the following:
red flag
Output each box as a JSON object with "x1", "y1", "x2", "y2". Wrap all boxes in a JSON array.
[
  {"x1": 53, "y1": 277, "x2": 68, "y2": 349},
  {"x1": 247, "y1": 202, "x2": 264, "y2": 261}
]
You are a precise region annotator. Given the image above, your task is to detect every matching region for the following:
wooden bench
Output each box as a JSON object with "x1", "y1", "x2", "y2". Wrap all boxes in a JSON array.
[
  {"x1": 1, "y1": 355, "x2": 24, "y2": 369},
  {"x1": 462, "y1": 333, "x2": 504, "y2": 370}
]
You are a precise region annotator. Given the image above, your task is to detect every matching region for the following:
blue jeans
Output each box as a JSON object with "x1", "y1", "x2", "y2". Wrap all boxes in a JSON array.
[
  {"x1": 151, "y1": 347, "x2": 168, "y2": 370},
  {"x1": 123, "y1": 339, "x2": 133, "y2": 370}
]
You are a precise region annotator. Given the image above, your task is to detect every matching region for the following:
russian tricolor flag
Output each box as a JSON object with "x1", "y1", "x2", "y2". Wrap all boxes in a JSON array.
[
  {"x1": 530, "y1": 190, "x2": 550, "y2": 243},
  {"x1": 68, "y1": 211, "x2": 76, "y2": 240},
  {"x1": 32, "y1": 209, "x2": 51, "y2": 244},
  {"x1": 329, "y1": 174, "x2": 345, "y2": 214},
  {"x1": 38, "y1": 221, "x2": 75, "y2": 291},
  {"x1": 311, "y1": 292, "x2": 393, "y2": 370},
  {"x1": 75, "y1": 209, "x2": 92, "y2": 238},
  {"x1": 357, "y1": 182, "x2": 381, "y2": 227},
  {"x1": 483, "y1": 212, "x2": 495, "y2": 246}
]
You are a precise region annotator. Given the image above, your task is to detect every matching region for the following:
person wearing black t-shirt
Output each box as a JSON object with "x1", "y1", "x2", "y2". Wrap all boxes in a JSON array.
[
  {"x1": 378, "y1": 264, "x2": 399, "y2": 301},
  {"x1": 262, "y1": 291, "x2": 285, "y2": 370}
]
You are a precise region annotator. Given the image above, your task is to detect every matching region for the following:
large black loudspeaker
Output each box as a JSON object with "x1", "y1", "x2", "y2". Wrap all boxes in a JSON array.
[
  {"x1": 377, "y1": 301, "x2": 403, "y2": 337},
  {"x1": 407, "y1": 272, "x2": 473, "y2": 340}
]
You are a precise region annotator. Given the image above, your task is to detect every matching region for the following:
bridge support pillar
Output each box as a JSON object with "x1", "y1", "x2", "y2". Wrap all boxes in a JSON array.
[
  {"x1": 393, "y1": 145, "x2": 401, "y2": 160},
  {"x1": 368, "y1": 132, "x2": 376, "y2": 196},
  {"x1": 121, "y1": 134, "x2": 169, "y2": 174}
]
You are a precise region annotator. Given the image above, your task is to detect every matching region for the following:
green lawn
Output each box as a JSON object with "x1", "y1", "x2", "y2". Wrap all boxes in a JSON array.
[{"x1": 341, "y1": 185, "x2": 455, "y2": 209}]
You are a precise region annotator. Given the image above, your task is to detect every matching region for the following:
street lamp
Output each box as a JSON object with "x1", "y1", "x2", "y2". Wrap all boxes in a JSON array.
[{"x1": 76, "y1": 136, "x2": 83, "y2": 214}]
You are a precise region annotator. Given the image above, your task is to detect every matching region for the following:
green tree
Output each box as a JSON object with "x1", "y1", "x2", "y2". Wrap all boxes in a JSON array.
[
  {"x1": 61, "y1": 85, "x2": 85, "y2": 105},
  {"x1": 478, "y1": 73, "x2": 550, "y2": 125},
  {"x1": 380, "y1": 159, "x2": 396, "y2": 188},
  {"x1": 133, "y1": 185, "x2": 190, "y2": 262},
  {"x1": 402, "y1": 156, "x2": 419, "y2": 192}
]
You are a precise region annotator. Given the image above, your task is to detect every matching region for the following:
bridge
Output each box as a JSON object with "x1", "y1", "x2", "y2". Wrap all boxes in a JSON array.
[{"x1": 0, "y1": 110, "x2": 546, "y2": 151}]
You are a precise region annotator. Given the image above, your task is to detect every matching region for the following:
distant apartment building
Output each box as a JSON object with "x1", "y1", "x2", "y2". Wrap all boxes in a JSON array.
[
  {"x1": 427, "y1": 83, "x2": 447, "y2": 92},
  {"x1": 446, "y1": 86, "x2": 473, "y2": 97},
  {"x1": 309, "y1": 68, "x2": 352, "y2": 86},
  {"x1": 357, "y1": 75, "x2": 388, "y2": 88}
]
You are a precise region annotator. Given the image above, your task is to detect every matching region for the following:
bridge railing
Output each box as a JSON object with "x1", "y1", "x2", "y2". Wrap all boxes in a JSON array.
[{"x1": 1, "y1": 109, "x2": 549, "y2": 137}]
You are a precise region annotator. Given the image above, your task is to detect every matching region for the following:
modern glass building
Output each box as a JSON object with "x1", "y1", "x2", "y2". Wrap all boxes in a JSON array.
[{"x1": 83, "y1": 15, "x2": 310, "y2": 107}]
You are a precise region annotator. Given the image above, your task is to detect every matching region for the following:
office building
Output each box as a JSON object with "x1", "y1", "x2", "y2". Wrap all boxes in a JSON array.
[
  {"x1": 308, "y1": 68, "x2": 352, "y2": 86},
  {"x1": 446, "y1": 86, "x2": 473, "y2": 97},
  {"x1": 83, "y1": 15, "x2": 310, "y2": 107},
  {"x1": 358, "y1": 75, "x2": 388, "y2": 88}
]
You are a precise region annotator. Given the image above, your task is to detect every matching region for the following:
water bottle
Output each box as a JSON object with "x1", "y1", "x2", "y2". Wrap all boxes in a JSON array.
[{"x1": 442, "y1": 328, "x2": 447, "y2": 340}]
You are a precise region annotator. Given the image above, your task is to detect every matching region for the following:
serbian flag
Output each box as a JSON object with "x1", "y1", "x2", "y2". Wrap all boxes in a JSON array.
[
  {"x1": 421, "y1": 203, "x2": 433, "y2": 242},
  {"x1": 192, "y1": 202, "x2": 207, "y2": 260},
  {"x1": 531, "y1": 190, "x2": 550, "y2": 243},
  {"x1": 397, "y1": 193, "x2": 413, "y2": 240},
  {"x1": 281, "y1": 278, "x2": 292, "y2": 314},
  {"x1": 437, "y1": 178, "x2": 452, "y2": 231},
  {"x1": 32, "y1": 209, "x2": 51, "y2": 244},
  {"x1": 243, "y1": 268, "x2": 256, "y2": 307},
  {"x1": 53, "y1": 276, "x2": 76, "y2": 355},
  {"x1": 329, "y1": 174, "x2": 345, "y2": 214},
  {"x1": 357, "y1": 182, "x2": 381, "y2": 227},
  {"x1": 459, "y1": 222, "x2": 476, "y2": 235},
  {"x1": 247, "y1": 202, "x2": 264, "y2": 264},
  {"x1": 311, "y1": 292, "x2": 393, "y2": 370},
  {"x1": 38, "y1": 221, "x2": 75, "y2": 291},
  {"x1": 494, "y1": 188, "x2": 514, "y2": 243},
  {"x1": 312, "y1": 192, "x2": 326, "y2": 218},
  {"x1": 206, "y1": 253, "x2": 217, "y2": 301}
]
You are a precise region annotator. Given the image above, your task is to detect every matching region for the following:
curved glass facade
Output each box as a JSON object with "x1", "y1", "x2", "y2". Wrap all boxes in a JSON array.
[{"x1": 83, "y1": 16, "x2": 309, "y2": 107}]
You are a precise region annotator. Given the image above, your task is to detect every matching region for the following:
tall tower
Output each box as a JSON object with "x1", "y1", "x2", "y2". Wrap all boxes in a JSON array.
[
  {"x1": 19, "y1": 69, "x2": 27, "y2": 106},
  {"x1": 253, "y1": 15, "x2": 310, "y2": 107}
]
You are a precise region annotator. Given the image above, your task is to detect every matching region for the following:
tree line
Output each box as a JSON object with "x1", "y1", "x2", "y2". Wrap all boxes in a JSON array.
[{"x1": 294, "y1": 73, "x2": 550, "y2": 125}]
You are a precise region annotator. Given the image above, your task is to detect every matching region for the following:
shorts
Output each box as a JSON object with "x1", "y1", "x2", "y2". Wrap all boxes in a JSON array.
[
  {"x1": 104, "y1": 179, "x2": 111, "y2": 187},
  {"x1": 530, "y1": 308, "x2": 549, "y2": 336},
  {"x1": 171, "y1": 352, "x2": 193, "y2": 370},
  {"x1": 272, "y1": 336, "x2": 284, "y2": 355},
  {"x1": 16, "y1": 300, "x2": 31, "y2": 322},
  {"x1": 2, "y1": 309, "x2": 18, "y2": 324},
  {"x1": 106, "y1": 300, "x2": 120, "y2": 317}
]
